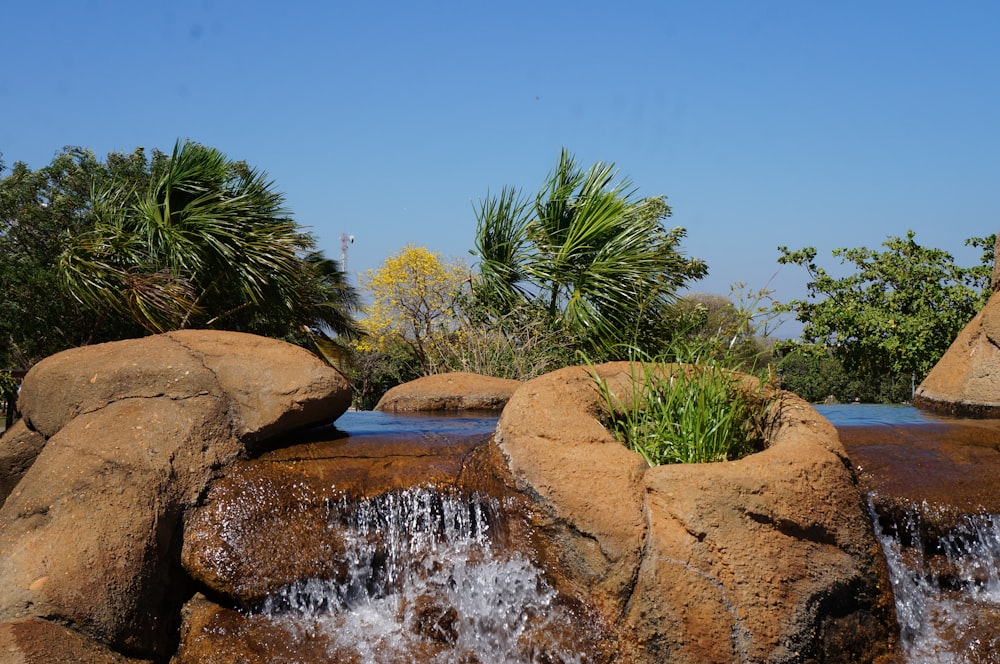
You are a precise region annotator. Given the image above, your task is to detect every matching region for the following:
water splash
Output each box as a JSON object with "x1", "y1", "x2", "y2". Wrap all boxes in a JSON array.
[
  {"x1": 258, "y1": 487, "x2": 588, "y2": 664},
  {"x1": 868, "y1": 496, "x2": 1000, "y2": 663}
]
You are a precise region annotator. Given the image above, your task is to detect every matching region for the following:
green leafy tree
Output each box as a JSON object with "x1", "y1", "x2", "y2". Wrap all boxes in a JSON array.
[
  {"x1": 776, "y1": 348, "x2": 914, "y2": 404},
  {"x1": 0, "y1": 147, "x2": 159, "y2": 369},
  {"x1": 775, "y1": 230, "x2": 994, "y2": 394},
  {"x1": 471, "y1": 149, "x2": 707, "y2": 356},
  {"x1": 59, "y1": 140, "x2": 359, "y2": 344}
]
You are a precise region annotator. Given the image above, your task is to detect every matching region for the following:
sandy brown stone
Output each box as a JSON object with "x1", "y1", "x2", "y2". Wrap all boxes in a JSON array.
[
  {"x1": 375, "y1": 371, "x2": 520, "y2": 412},
  {"x1": 0, "y1": 420, "x2": 46, "y2": 505},
  {"x1": 0, "y1": 617, "x2": 150, "y2": 663},
  {"x1": 494, "y1": 362, "x2": 900, "y2": 664},
  {"x1": 914, "y1": 290, "x2": 1000, "y2": 417},
  {"x1": 0, "y1": 331, "x2": 352, "y2": 660}
]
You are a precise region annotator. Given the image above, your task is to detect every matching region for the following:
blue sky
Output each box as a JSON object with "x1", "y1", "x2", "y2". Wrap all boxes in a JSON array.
[{"x1": 2, "y1": 1, "x2": 998, "y2": 337}]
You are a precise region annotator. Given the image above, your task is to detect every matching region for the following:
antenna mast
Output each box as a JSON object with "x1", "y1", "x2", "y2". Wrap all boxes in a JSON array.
[{"x1": 340, "y1": 232, "x2": 354, "y2": 275}]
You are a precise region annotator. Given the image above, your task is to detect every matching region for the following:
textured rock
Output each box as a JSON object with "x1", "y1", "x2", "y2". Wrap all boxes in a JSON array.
[
  {"x1": 494, "y1": 362, "x2": 900, "y2": 663},
  {"x1": 172, "y1": 593, "x2": 439, "y2": 664},
  {"x1": 375, "y1": 371, "x2": 520, "y2": 412},
  {"x1": 0, "y1": 420, "x2": 46, "y2": 505},
  {"x1": 0, "y1": 617, "x2": 150, "y2": 664},
  {"x1": 914, "y1": 290, "x2": 1000, "y2": 417},
  {"x1": 181, "y1": 432, "x2": 483, "y2": 605},
  {"x1": 171, "y1": 595, "x2": 326, "y2": 664},
  {"x1": 0, "y1": 617, "x2": 149, "y2": 664},
  {"x1": 17, "y1": 330, "x2": 351, "y2": 449},
  {"x1": 0, "y1": 331, "x2": 351, "y2": 660}
]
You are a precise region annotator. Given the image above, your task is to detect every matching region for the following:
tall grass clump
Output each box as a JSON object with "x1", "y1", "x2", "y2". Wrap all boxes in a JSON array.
[
  {"x1": 591, "y1": 357, "x2": 770, "y2": 466},
  {"x1": 586, "y1": 281, "x2": 780, "y2": 466}
]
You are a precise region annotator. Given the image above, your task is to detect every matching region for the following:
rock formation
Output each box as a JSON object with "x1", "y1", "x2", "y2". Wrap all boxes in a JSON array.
[
  {"x1": 0, "y1": 339, "x2": 902, "y2": 662},
  {"x1": 0, "y1": 331, "x2": 351, "y2": 662},
  {"x1": 375, "y1": 371, "x2": 520, "y2": 412},
  {"x1": 914, "y1": 290, "x2": 1000, "y2": 417},
  {"x1": 494, "y1": 362, "x2": 900, "y2": 663}
]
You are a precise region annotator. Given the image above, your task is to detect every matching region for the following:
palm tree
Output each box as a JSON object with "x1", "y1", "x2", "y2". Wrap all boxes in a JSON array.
[
  {"x1": 59, "y1": 140, "x2": 359, "y2": 344},
  {"x1": 471, "y1": 149, "x2": 706, "y2": 355}
]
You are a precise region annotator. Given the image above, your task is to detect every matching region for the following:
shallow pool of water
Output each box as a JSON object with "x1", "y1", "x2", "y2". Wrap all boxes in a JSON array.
[
  {"x1": 815, "y1": 403, "x2": 941, "y2": 427},
  {"x1": 329, "y1": 410, "x2": 500, "y2": 437}
]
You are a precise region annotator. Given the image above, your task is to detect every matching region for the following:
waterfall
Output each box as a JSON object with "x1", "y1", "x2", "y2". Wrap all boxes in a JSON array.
[
  {"x1": 868, "y1": 496, "x2": 1000, "y2": 663},
  {"x1": 257, "y1": 487, "x2": 588, "y2": 664}
]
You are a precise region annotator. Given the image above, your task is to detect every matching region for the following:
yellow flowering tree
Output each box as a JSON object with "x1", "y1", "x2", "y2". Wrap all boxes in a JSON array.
[{"x1": 356, "y1": 245, "x2": 468, "y2": 375}]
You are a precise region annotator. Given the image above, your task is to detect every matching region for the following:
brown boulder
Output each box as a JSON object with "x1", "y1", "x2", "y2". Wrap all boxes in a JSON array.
[
  {"x1": 914, "y1": 290, "x2": 1000, "y2": 417},
  {"x1": 375, "y1": 372, "x2": 520, "y2": 412},
  {"x1": 0, "y1": 419, "x2": 46, "y2": 505},
  {"x1": 0, "y1": 617, "x2": 150, "y2": 664},
  {"x1": 17, "y1": 330, "x2": 351, "y2": 449},
  {"x1": 494, "y1": 362, "x2": 900, "y2": 663},
  {"x1": 0, "y1": 331, "x2": 351, "y2": 660}
]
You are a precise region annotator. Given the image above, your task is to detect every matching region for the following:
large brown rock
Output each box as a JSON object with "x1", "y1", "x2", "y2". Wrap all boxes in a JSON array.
[
  {"x1": 375, "y1": 371, "x2": 520, "y2": 412},
  {"x1": 494, "y1": 362, "x2": 900, "y2": 663},
  {"x1": 914, "y1": 289, "x2": 1000, "y2": 417},
  {"x1": 0, "y1": 419, "x2": 46, "y2": 505},
  {"x1": 0, "y1": 331, "x2": 351, "y2": 660},
  {"x1": 0, "y1": 617, "x2": 150, "y2": 664},
  {"x1": 16, "y1": 330, "x2": 351, "y2": 449}
]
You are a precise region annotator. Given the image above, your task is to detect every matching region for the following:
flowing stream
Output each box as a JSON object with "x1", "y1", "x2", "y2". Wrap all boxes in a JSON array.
[
  {"x1": 258, "y1": 487, "x2": 585, "y2": 664},
  {"x1": 247, "y1": 413, "x2": 591, "y2": 664},
  {"x1": 819, "y1": 404, "x2": 1000, "y2": 664},
  {"x1": 195, "y1": 407, "x2": 1000, "y2": 662}
]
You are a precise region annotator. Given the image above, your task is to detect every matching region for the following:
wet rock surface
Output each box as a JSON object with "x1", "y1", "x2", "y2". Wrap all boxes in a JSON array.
[
  {"x1": 840, "y1": 420, "x2": 1000, "y2": 520},
  {"x1": 176, "y1": 421, "x2": 615, "y2": 664},
  {"x1": 839, "y1": 417, "x2": 1000, "y2": 664},
  {"x1": 181, "y1": 429, "x2": 487, "y2": 605}
]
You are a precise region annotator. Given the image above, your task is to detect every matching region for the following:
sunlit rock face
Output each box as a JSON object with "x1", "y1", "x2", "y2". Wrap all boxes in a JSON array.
[
  {"x1": 0, "y1": 331, "x2": 351, "y2": 661},
  {"x1": 375, "y1": 371, "x2": 521, "y2": 412},
  {"x1": 914, "y1": 290, "x2": 1000, "y2": 417},
  {"x1": 494, "y1": 362, "x2": 901, "y2": 664}
]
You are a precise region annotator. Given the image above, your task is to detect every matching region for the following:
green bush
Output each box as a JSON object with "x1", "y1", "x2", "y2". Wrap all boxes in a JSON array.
[{"x1": 590, "y1": 358, "x2": 772, "y2": 466}]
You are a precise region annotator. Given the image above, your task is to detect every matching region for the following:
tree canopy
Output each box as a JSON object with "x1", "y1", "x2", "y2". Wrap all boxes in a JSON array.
[
  {"x1": 775, "y1": 230, "x2": 994, "y2": 388},
  {"x1": 0, "y1": 147, "x2": 159, "y2": 368},
  {"x1": 355, "y1": 244, "x2": 467, "y2": 375},
  {"x1": 0, "y1": 142, "x2": 358, "y2": 370},
  {"x1": 470, "y1": 148, "x2": 706, "y2": 355}
]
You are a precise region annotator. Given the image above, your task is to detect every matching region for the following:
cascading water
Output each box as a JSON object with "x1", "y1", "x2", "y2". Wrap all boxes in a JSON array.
[
  {"x1": 821, "y1": 404, "x2": 1000, "y2": 664},
  {"x1": 868, "y1": 500, "x2": 1000, "y2": 663},
  {"x1": 256, "y1": 487, "x2": 587, "y2": 664}
]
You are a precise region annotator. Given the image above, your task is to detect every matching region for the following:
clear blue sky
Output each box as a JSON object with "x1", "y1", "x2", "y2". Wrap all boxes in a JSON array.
[{"x1": 3, "y1": 1, "x2": 998, "y2": 337}]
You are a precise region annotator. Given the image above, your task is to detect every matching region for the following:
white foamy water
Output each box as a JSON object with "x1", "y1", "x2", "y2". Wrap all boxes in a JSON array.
[
  {"x1": 258, "y1": 487, "x2": 587, "y2": 664},
  {"x1": 869, "y1": 497, "x2": 1000, "y2": 663}
]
